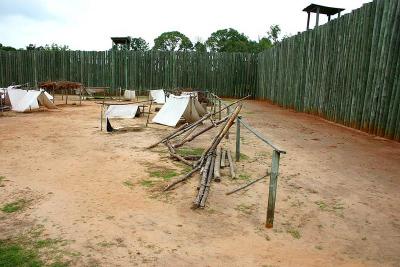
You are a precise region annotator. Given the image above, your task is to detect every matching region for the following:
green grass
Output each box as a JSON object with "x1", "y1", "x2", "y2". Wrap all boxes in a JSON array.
[
  {"x1": 176, "y1": 147, "x2": 204, "y2": 157},
  {"x1": 315, "y1": 201, "x2": 328, "y2": 211},
  {"x1": 122, "y1": 180, "x2": 134, "y2": 189},
  {"x1": 238, "y1": 173, "x2": 251, "y2": 181},
  {"x1": 140, "y1": 180, "x2": 155, "y2": 187},
  {"x1": 1, "y1": 199, "x2": 28, "y2": 213},
  {"x1": 0, "y1": 240, "x2": 42, "y2": 267},
  {"x1": 97, "y1": 241, "x2": 116, "y2": 248},
  {"x1": 149, "y1": 169, "x2": 178, "y2": 181},
  {"x1": 239, "y1": 153, "x2": 249, "y2": 160},
  {"x1": 34, "y1": 238, "x2": 62, "y2": 249},
  {"x1": 287, "y1": 228, "x2": 301, "y2": 239}
]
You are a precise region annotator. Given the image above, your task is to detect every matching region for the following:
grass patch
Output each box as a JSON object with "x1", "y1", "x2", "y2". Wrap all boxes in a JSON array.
[
  {"x1": 140, "y1": 180, "x2": 155, "y2": 187},
  {"x1": 97, "y1": 241, "x2": 116, "y2": 248},
  {"x1": 315, "y1": 201, "x2": 328, "y2": 211},
  {"x1": 239, "y1": 153, "x2": 249, "y2": 160},
  {"x1": 176, "y1": 147, "x2": 204, "y2": 157},
  {"x1": 0, "y1": 176, "x2": 5, "y2": 186},
  {"x1": 34, "y1": 238, "x2": 62, "y2": 249},
  {"x1": 0, "y1": 240, "x2": 42, "y2": 267},
  {"x1": 287, "y1": 228, "x2": 301, "y2": 239},
  {"x1": 149, "y1": 168, "x2": 178, "y2": 181},
  {"x1": 1, "y1": 199, "x2": 28, "y2": 213},
  {"x1": 123, "y1": 180, "x2": 134, "y2": 189},
  {"x1": 238, "y1": 173, "x2": 251, "y2": 181}
]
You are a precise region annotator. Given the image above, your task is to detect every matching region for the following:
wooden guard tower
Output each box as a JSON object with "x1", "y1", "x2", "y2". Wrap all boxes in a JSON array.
[
  {"x1": 303, "y1": 4, "x2": 345, "y2": 30},
  {"x1": 111, "y1": 36, "x2": 131, "y2": 50}
]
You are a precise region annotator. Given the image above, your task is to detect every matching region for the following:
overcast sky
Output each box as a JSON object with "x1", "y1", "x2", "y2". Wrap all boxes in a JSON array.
[{"x1": 0, "y1": 0, "x2": 371, "y2": 51}]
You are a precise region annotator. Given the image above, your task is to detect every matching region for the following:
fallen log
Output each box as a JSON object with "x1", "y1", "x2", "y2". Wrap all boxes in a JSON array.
[
  {"x1": 173, "y1": 116, "x2": 229, "y2": 148},
  {"x1": 164, "y1": 165, "x2": 201, "y2": 191},
  {"x1": 147, "y1": 123, "x2": 189, "y2": 149},
  {"x1": 165, "y1": 142, "x2": 193, "y2": 166},
  {"x1": 199, "y1": 155, "x2": 215, "y2": 208},
  {"x1": 194, "y1": 155, "x2": 212, "y2": 206}
]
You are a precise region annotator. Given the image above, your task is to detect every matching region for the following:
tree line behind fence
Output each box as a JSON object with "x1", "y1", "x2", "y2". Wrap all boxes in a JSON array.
[{"x1": 0, "y1": 0, "x2": 399, "y2": 141}]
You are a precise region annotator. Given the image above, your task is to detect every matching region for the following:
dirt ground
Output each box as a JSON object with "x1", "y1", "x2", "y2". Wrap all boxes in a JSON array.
[{"x1": 1, "y1": 98, "x2": 400, "y2": 266}]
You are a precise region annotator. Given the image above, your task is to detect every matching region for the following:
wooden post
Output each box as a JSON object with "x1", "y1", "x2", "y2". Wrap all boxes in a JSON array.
[
  {"x1": 306, "y1": 12, "x2": 311, "y2": 30},
  {"x1": 316, "y1": 7, "x2": 320, "y2": 27},
  {"x1": 218, "y1": 99, "x2": 222, "y2": 120},
  {"x1": 235, "y1": 116, "x2": 241, "y2": 161},
  {"x1": 146, "y1": 100, "x2": 153, "y2": 127},
  {"x1": 79, "y1": 87, "x2": 82, "y2": 105},
  {"x1": 225, "y1": 106, "x2": 231, "y2": 139},
  {"x1": 100, "y1": 104, "x2": 103, "y2": 131},
  {"x1": 266, "y1": 150, "x2": 281, "y2": 228}
]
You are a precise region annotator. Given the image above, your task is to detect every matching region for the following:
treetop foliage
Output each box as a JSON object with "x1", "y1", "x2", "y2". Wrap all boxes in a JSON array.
[{"x1": 0, "y1": 25, "x2": 283, "y2": 53}]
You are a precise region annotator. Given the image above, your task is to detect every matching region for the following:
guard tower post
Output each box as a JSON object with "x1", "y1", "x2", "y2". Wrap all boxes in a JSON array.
[
  {"x1": 303, "y1": 4, "x2": 344, "y2": 30},
  {"x1": 111, "y1": 36, "x2": 131, "y2": 50}
]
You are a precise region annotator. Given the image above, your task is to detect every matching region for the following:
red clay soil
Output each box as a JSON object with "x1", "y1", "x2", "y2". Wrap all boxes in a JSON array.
[{"x1": 0, "y1": 99, "x2": 399, "y2": 266}]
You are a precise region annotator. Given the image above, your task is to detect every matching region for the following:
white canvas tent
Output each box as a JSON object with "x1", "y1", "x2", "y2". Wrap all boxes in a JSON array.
[
  {"x1": 152, "y1": 95, "x2": 207, "y2": 127},
  {"x1": 7, "y1": 87, "x2": 56, "y2": 112},
  {"x1": 105, "y1": 104, "x2": 139, "y2": 119},
  {"x1": 123, "y1": 90, "x2": 136, "y2": 100},
  {"x1": 150, "y1": 89, "x2": 166, "y2": 104}
]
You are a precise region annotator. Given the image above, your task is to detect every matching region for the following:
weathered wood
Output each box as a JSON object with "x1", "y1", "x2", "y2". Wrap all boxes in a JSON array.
[
  {"x1": 227, "y1": 148, "x2": 236, "y2": 178},
  {"x1": 226, "y1": 174, "x2": 269, "y2": 195},
  {"x1": 214, "y1": 146, "x2": 221, "y2": 182},
  {"x1": 221, "y1": 149, "x2": 227, "y2": 168},
  {"x1": 199, "y1": 155, "x2": 215, "y2": 207},
  {"x1": 164, "y1": 165, "x2": 201, "y2": 191},
  {"x1": 236, "y1": 116, "x2": 241, "y2": 161},
  {"x1": 194, "y1": 155, "x2": 212, "y2": 206},
  {"x1": 165, "y1": 142, "x2": 193, "y2": 166},
  {"x1": 145, "y1": 100, "x2": 153, "y2": 127},
  {"x1": 147, "y1": 122, "x2": 189, "y2": 149},
  {"x1": 266, "y1": 150, "x2": 281, "y2": 228},
  {"x1": 173, "y1": 115, "x2": 229, "y2": 148}
]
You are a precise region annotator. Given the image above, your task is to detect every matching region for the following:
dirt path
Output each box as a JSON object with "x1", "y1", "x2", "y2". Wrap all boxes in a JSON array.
[{"x1": 0, "y1": 100, "x2": 399, "y2": 266}]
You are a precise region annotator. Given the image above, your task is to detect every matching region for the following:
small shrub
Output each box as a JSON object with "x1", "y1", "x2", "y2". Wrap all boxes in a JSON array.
[
  {"x1": 287, "y1": 228, "x2": 301, "y2": 239},
  {"x1": 0, "y1": 240, "x2": 42, "y2": 267},
  {"x1": 1, "y1": 199, "x2": 28, "y2": 213}
]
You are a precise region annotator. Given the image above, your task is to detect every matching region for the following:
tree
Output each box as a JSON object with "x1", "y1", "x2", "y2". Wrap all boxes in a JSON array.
[
  {"x1": 130, "y1": 37, "x2": 149, "y2": 51},
  {"x1": 26, "y1": 43, "x2": 69, "y2": 51},
  {"x1": 153, "y1": 31, "x2": 193, "y2": 51},
  {"x1": 0, "y1": 43, "x2": 17, "y2": 51},
  {"x1": 257, "y1": 37, "x2": 273, "y2": 52},
  {"x1": 193, "y1": 41, "x2": 206, "y2": 52},
  {"x1": 267, "y1": 25, "x2": 281, "y2": 43},
  {"x1": 205, "y1": 28, "x2": 252, "y2": 53}
]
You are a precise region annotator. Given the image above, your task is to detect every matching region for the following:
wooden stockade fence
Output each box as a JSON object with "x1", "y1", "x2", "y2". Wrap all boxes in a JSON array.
[
  {"x1": 0, "y1": 0, "x2": 398, "y2": 141},
  {"x1": 257, "y1": 0, "x2": 400, "y2": 141},
  {"x1": 0, "y1": 50, "x2": 257, "y2": 98}
]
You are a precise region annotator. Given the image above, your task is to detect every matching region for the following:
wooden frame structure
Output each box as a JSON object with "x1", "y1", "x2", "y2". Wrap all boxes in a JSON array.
[
  {"x1": 235, "y1": 115, "x2": 286, "y2": 228},
  {"x1": 303, "y1": 4, "x2": 344, "y2": 30}
]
